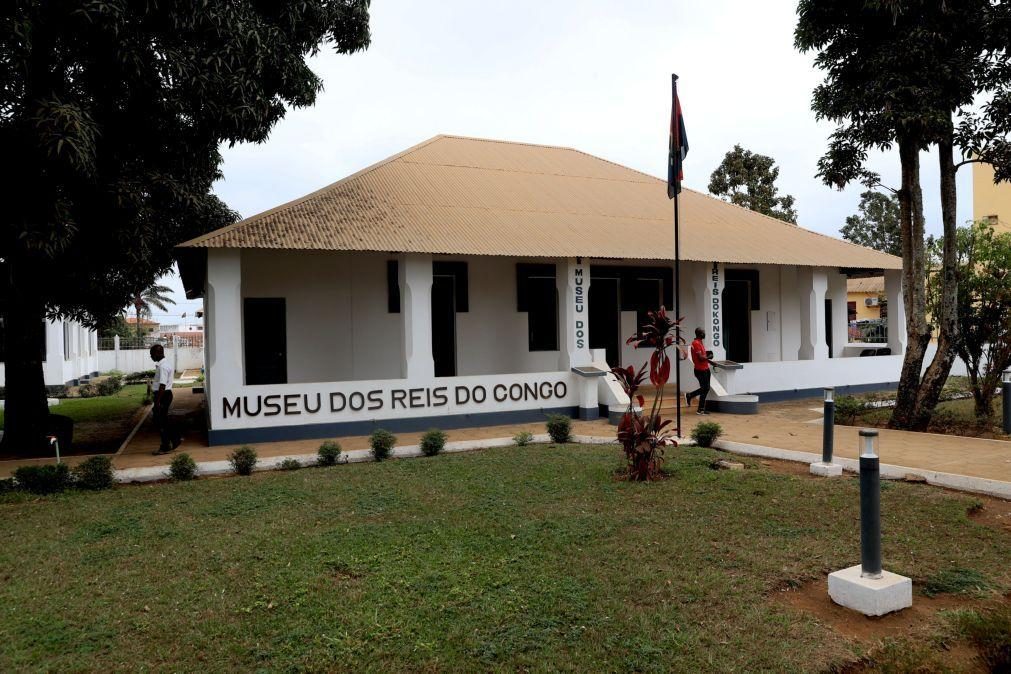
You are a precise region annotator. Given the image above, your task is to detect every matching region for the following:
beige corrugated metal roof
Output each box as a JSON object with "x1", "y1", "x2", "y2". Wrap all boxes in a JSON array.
[
  {"x1": 847, "y1": 277, "x2": 885, "y2": 293},
  {"x1": 180, "y1": 135, "x2": 902, "y2": 270}
]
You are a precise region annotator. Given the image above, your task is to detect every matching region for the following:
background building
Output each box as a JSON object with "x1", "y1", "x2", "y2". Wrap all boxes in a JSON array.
[{"x1": 973, "y1": 162, "x2": 1011, "y2": 232}]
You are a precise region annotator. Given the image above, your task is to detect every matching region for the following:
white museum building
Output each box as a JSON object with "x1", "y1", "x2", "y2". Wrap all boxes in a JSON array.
[
  {"x1": 0, "y1": 319, "x2": 99, "y2": 390},
  {"x1": 176, "y1": 135, "x2": 904, "y2": 445}
]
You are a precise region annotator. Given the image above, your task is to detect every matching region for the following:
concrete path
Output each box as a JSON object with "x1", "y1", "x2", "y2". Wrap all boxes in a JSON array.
[{"x1": 712, "y1": 398, "x2": 1011, "y2": 485}]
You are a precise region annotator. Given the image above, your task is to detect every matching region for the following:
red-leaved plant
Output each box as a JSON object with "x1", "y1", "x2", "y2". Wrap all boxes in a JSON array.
[{"x1": 610, "y1": 307, "x2": 687, "y2": 481}]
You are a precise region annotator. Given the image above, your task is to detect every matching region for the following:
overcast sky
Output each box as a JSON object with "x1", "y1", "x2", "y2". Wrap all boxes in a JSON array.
[{"x1": 161, "y1": 0, "x2": 974, "y2": 323}]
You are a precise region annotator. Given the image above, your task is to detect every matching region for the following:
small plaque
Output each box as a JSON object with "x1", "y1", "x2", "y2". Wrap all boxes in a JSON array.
[
  {"x1": 571, "y1": 366, "x2": 609, "y2": 377},
  {"x1": 711, "y1": 360, "x2": 743, "y2": 370}
]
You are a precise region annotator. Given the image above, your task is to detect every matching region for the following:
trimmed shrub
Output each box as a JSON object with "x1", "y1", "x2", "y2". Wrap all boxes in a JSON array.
[
  {"x1": 690, "y1": 421, "x2": 724, "y2": 448},
  {"x1": 44, "y1": 384, "x2": 69, "y2": 398},
  {"x1": 545, "y1": 414, "x2": 572, "y2": 444},
  {"x1": 96, "y1": 374, "x2": 123, "y2": 397},
  {"x1": 73, "y1": 456, "x2": 115, "y2": 490},
  {"x1": 13, "y1": 464, "x2": 72, "y2": 494},
  {"x1": 420, "y1": 429, "x2": 447, "y2": 457},
  {"x1": 369, "y1": 429, "x2": 396, "y2": 461},
  {"x1": 125, "y1": 370, "x2": 156, "y2": 384},
  {"x1": 513, "y1": 430, "x2": 533, "y2": 447},
  {"x1": 279, "y1": 458, "x2": 302, "y2": 471},
  {"x1": 317, "y1": 440, "x2": 342, "y2": 467},
  {"x1": 0, "y1": 477, "x2": 15, "y2": 494},
  {"x1": 228, "y1": 446, "x2": 258, "y2": 476},
  {"x1": 78, "y1": 383, "x2": 99, "y2": 398},
  {"x1": 834, "y1": 395, "x2": 867, "y2": 424},
  {"x1": 169, "y1": 453, "x2": 197, "y2": 481}
]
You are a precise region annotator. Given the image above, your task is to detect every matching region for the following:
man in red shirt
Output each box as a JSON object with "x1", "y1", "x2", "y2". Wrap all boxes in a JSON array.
[{"x1": 685, "y1": 327, "x2": 714, "y2": 415}]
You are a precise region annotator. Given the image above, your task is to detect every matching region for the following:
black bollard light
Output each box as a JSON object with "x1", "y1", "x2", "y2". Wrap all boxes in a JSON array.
[
  {"x1": 858, "y1": 429, "x2": 882, "y2": 579},
  {"x1": 823, "y1": 387, "x2": 835, "y2": 464},
  {"x1": 1003, "y1": 369, "x2": 1011, "y2": 435}
]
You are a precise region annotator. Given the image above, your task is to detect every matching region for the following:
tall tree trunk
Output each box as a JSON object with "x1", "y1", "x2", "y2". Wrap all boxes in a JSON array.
[
  {"x1": 0, "y1": 257, "x2": 51, "y2": 456},
  {"x1": 889, "y1": 137, "x2": 931, "y2": 429},
  {"x1": 910, "y1": 130, "x2": 960, "y2": 431}
]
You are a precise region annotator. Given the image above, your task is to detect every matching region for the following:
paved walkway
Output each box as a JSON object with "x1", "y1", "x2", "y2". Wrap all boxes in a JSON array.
[{"x1": 3, "y1": 392, "x2": 1009, "y2": 493}]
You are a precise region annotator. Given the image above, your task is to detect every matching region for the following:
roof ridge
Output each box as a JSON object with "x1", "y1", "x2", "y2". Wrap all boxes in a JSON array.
[
  {"x1": 423, "y1": 134, "x2": 670, "y2": 185},
  {"x1": 179, "y1": 135, "x2": 448, "y2": 247}
]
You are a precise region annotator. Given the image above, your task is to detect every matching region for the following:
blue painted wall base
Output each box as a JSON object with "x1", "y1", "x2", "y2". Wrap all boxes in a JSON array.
[{"x1": 208, "y1": 405, "x2": 579, "y2": 446}]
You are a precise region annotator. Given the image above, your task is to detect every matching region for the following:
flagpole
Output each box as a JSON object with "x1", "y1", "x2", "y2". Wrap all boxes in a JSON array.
[
  {"x1": 674, "y1": 181, "x2": 682, "y2": 440},
  {"x1": 672, "y1": 73, "x2": 682, "y2": 440}
]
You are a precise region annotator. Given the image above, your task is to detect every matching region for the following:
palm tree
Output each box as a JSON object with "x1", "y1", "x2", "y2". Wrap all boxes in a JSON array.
[{"x1": 128, "y1": 285, "x2": 176, "y2": 341}]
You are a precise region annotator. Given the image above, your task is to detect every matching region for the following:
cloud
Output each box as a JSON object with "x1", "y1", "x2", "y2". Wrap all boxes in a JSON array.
[{"x1": 164, "y1": 0, "x2": 975, "y2": 312}]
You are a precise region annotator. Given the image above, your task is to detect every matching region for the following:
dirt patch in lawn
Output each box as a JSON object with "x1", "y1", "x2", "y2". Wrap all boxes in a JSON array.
[
  {"x1": 774, "y1": 579, "x2": 1003, "y2": 673},
  {"x1": 775, "y1": 577, "x2": 968, "y2": 642}
]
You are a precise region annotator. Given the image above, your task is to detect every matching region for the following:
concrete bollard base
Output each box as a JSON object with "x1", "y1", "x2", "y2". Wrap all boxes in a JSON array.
[
  {"x1": 810, "y1": 461, "x2": 843, "y2": 477},
  {"x1": 828, "y1": 565, "x2": 912, "y2": 616}
]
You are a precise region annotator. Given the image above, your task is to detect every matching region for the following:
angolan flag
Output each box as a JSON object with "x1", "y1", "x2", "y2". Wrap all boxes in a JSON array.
[{"x1": 668, "y1": 74, "x2": 688, "y2": 199}]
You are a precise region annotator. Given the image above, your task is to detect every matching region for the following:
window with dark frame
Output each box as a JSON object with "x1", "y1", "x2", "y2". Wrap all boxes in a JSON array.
[
  {"x1": 387, "y1": 260, "x2": 400, "y2": 313},
  {"x1": 517, "y1": 263, "x2": 558, "y2": 351}
]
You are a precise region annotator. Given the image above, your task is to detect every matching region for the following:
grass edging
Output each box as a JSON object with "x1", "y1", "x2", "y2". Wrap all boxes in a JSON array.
[
  {"x1": 114, "y1": 432, "x2": 632, "y2": 484},
  {"x1": 714, "y1": 439, "x2": 1011, "y2": 500}
]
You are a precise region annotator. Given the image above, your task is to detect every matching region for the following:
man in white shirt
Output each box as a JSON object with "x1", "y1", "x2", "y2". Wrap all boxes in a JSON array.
[{"x1": 149, "y1": 344, "x2": 180, "y2": 454}]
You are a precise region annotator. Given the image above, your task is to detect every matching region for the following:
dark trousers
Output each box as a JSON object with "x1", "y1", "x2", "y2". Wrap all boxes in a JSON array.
[
  {"x1": 153, "y1": 390, "x2": 175, "y2": 452},
  {"x1": 690, "y1": 369, "x2": 711, "y2": 412}
]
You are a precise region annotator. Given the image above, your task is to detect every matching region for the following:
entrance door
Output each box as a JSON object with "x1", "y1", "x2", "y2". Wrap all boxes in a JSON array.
[
  {"x1": 722, "y1": 280, "x2": 751, "y2": 363},
  {"x1": 431, "y1": 275, "x2": 457, "y2": 377},
  {"x1": 244, "y1": 298, "x2": 287, "y2": 385},
  {"x1": 588, "y1": 278, "x2": 621, "y2": 366}
]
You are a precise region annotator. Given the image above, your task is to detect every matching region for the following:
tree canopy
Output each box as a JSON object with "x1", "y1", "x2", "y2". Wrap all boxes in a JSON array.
[
  {"x1": 840, "y1": 191, "x2": 901, "y2": 256},
  {"x1": 795, "y1": 0, "x2": 1011, "y2": 431},
  {"x1": 0, "y1": 1, "x2": 371, "y2": 452},
  {"x1": 928, "y1": 222, "x2": 1011, "y2": 419},
  {"x1": 708, "y1": 145, "x2": 798, "y2": 223}
]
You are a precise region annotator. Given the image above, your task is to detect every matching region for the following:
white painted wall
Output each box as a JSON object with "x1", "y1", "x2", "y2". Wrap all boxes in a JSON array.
[
  {"x1": 241, "y1": 250, "x2": 403, "y2": 383},
  {"x1": 455, "y1": 256, "x2": 560, "y2": 375},
  {"x1": 210, "y1": 371, "x2": 579, "y2": 432},
  {"x1": 95, "y1": 346, "x2": 203, "y2": 374},
  {"x1": 0, "y1": 319, "x2": 98, "y2": 387}
]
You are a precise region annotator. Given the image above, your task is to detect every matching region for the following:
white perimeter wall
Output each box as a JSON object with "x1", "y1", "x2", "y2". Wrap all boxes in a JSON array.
[{"x1": 94, "y1": 346, "x2": 203, "y2": 375}]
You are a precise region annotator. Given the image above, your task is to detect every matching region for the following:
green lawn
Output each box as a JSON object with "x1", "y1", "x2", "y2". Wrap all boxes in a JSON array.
[
  {"x1": 1, "y1": 445, "x2": 1008, "y2": 671},
  {"x1": 0, "y1": 384, "x2": 148, "y2": 455},
  {"x1": 0, "y1": 384, "x2": 147, "y2": 428},
  {"x1": 850, "y1": 395, "x2": 1008, "y2": 439}
]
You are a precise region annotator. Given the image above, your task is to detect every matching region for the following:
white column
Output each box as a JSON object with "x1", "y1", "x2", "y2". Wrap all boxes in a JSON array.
[
  {"x1": 113, "y1": 334, "x2": 120, "y2": 371},
  {"x1": 699, "y1": 261, "x2": 727, "y2": 361},
  {"x1": 828, "y1": 271, "x2": 849, "y2": 357},
  {"x1": 884, "y1": 269, "x2": 905, "y2": 355},
  {"x1": 172, "y1": 334, "x2": 179, "y2": 374},
  {"x1": 400, "y1": 253, "x2": 434, "y2": 379},
  {"x1": 558, "y1": 257, "x2": 591, "y2": 370},
  {"x1": 798, "y1": 267, "x2": 829, "y2": 360},
  {"x1": 206, "y1": 249, "x2": 244, "y2": 418}
]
